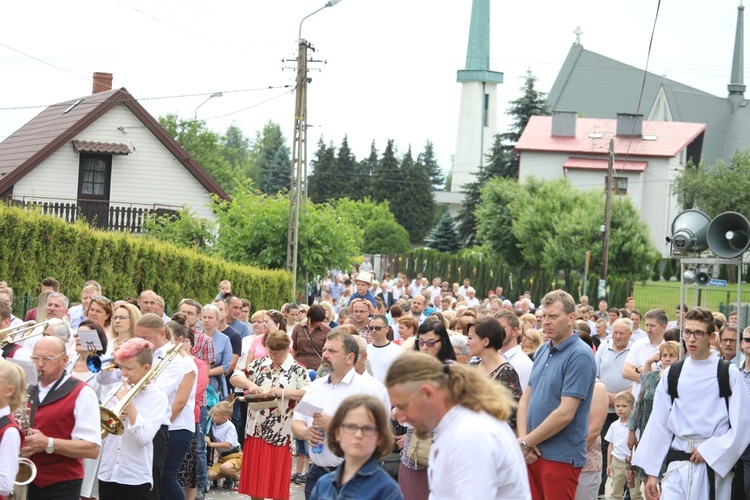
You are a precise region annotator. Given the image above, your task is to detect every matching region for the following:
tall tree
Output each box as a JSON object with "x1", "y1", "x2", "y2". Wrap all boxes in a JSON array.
[
  {"x1": 455, "y1": 69, "x2": 550, "y2": 245},
  {"x1": 335, "y1": 136, "x2": 358, "y2": 199},
  {"x1": 418, "y1": 140, "x2": 444, "y2": 190},
  {"x1": 222, "y1": 123, "x2": 255, "y2": 183},
  {"x1": 390, "y1": 146, "x2": 436, "y2": 243},
  {"x1": 360, "y1": 141, "x2": 379, "y2": 198},
  {"x1": 308, "y1": 138, "x2": 336, "y2": 203},
  {"x1": 370, "y1": 140, "x2": 399, "y2": 203},
  {"x1": 159, "y1": 114, "x2": 236, "y2": 193},
  {"x1": 251, "y1": 121, "x2": 291, "y2": 195}
]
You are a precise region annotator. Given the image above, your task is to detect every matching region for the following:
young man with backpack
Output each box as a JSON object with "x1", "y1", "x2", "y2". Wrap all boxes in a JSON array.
[{"x1": 633, "y1": 307, "x2": 750, "y2": 499}]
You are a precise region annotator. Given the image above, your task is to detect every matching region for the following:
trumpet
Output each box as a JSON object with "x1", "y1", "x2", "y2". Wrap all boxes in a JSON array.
[
  {"x1": 0, "y1": 320, "x2": 50, "y2": 347},
  {"x1": 100, "y1": 342, "x2": 183, "y2": 435},
  {"x1": 87, "y1": 355, "x2": 117, "y2": 373}
]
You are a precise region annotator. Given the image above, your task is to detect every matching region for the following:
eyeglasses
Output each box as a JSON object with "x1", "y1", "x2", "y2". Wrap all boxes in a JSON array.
[
  {"x1": 30, "y1": 352, "x2": 66, "y2": 363},
  {"x1": 721, "y1": 338, "x2": 737, "y2": 344},
  {"x1": 682, "y1": 329, "x2": 707, "y2": 339},
  {"x1": 417, "y1": 338, "x2": 441, "y2": 347},
  {"x1": 339, "y1": 423, "x2": 378, "y2": 436},
  {"x1": 112, "y1": 315, "x2": 130, "y2": 321},
  {"x1": 368, "y1": 325, "x2": 387, "y2": 332}
]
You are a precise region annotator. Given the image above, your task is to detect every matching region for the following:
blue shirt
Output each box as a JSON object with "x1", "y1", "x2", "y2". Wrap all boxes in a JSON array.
[
  {"x1": 527, "y1": 331, "x2": 596, "y2": 467},
  {"x1": 328, "y1": 282, "x2": 345, "y2": 300},
  {"x1": 227, "y1": 319, "x2": 250, "y2": 339},
  {"x1": 310, "y1": 456, "x2": 403, "y2": 500},
  {"x1": 348, "y1": 291, "x2": 376, "y2": 308}
]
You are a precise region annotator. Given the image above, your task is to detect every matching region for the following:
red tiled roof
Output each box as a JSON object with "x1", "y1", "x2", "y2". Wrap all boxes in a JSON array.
[
  {"x1": 563, "y1": 157, "x2": 648, "y2": 172},
  {"x1": 0, "y1": 88, "x2": 228, "y2": 199},
  {"x1": 72, "y1": 140, "x2": 131, "y2": 155},
  {"x1": 516, "y1": 116, "x2": 706, "y2": 158}
]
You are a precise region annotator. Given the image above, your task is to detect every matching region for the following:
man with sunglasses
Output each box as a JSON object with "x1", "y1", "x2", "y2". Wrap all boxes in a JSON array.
[
  {"x1": 366, "y1": 315, "x2": 400, "y2": 383},
  {"x1": 633, "y1": 307, "x2": 750, "y2": 500}
]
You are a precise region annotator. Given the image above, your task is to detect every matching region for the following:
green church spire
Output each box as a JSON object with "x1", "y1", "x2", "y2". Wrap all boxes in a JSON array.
[{"x1": 457, "y1": 0, "x2": 503, "y2": 84}]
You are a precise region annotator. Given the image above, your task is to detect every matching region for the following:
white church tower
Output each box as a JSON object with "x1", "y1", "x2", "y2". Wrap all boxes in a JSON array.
[{"x1": 451, "y1": 0, "x2": 504, "y2": 194}]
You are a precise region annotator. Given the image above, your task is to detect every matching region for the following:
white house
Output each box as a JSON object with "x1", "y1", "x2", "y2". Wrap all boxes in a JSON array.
[
  {"x1": 0, "y1": 72, "x2": 227, "y2": 231},
  {"x1": 515, "y1": 112, "x2": 706, "y2": 257}
]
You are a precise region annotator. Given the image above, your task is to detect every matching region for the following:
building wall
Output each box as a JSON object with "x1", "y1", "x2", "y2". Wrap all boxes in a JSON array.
[
  {"x1": 13, "y1": 103, "x2": 216, "y2": 221},
  {"x1": 452, "y1": 81, "x2": 499, "y2": 193},
  {"x1": 519, "y1": 151, "x2": 679, "y2": 257}
]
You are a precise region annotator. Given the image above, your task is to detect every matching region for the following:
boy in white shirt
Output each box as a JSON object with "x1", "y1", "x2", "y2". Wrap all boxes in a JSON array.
[
  {"x1": 98, "y1": 338, "x2": 169, "y2": 499},
  {"x1": 606, "y1": 391, "x2": 640, "y2": 500},
  {"x1": 206, "y1": 401, "x2": 242, "y2": 485}
]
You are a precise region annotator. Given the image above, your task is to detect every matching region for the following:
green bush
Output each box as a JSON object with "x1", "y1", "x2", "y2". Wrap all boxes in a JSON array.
[
  {"x1": 662, "y1": 259, "x2": 674, "y2": 282},
  {"x1": 363, "y1": 220, "x2": 410, "y2": 254},
  {"x1": 0, "y1": 203, "x2": 292, "y2": 311}
]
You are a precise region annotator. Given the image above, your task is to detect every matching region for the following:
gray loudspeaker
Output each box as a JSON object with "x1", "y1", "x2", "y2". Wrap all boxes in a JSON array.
[
  {"x1": 682, "y1": 270, "x2": 696, "y2": 285},
  {"x1": 695, "y1": 267, "x2": 711, "y2": 286},
  {"x1": 706, "y1": 211, "x2": 750, "y2": 258},
  {"x1": 669, "y1": 210, "x2": 711, "y2": 252}
]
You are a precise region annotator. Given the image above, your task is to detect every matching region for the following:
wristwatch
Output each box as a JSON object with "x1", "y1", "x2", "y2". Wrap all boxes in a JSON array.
[
  {"x1": 45, "y1": 437, "x2": 54, "y2": 454},
  {"x1": 520, "y1": 438, "x2": 530, "y2": 452}
]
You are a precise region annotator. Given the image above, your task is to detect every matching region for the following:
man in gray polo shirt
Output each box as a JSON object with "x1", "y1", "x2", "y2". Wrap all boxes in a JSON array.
[
  {"x1": 595, "y1": 317, "x2": 634, "y2": 496},
  {"x1": 517, "y1": 290, "x2": 597, "y2": 500}
]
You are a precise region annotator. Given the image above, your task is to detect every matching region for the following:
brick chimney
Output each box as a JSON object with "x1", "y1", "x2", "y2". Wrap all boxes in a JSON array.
[{"x1": 92, "y1": 72, "x2": 113, "y2": 94}]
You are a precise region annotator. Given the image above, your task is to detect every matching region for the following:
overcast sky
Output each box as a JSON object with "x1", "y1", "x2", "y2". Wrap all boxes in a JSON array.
[{"x1": 0, "y1": 0, "x2": 743, "y2": 176}]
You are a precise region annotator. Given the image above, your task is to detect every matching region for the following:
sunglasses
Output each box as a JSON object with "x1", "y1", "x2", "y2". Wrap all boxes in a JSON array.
[
  {"x1": 417, "y1": 338, "x2": 441, "y2": 347},
  {"x1": 743, "y1": 338, "x2": 750, "y2": 343},
  {"x1": 368, "y1": 325, "x2": 387, "y2": 332}
]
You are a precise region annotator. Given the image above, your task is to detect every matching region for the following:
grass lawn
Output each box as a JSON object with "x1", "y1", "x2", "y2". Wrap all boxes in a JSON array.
[{"x1": 633, "y1": 280, "x2": 750, "y2": 317}]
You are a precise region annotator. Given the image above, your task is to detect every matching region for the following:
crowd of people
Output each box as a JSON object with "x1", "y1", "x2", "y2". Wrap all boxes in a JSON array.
[{"x1": 0, "y1": 269, "x2": 748, "y2": 500}]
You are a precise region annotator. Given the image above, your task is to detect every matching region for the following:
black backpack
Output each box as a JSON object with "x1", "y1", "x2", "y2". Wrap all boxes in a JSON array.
[{"x1": 667, "y1": 357, "x2": 732, "y2": 411}]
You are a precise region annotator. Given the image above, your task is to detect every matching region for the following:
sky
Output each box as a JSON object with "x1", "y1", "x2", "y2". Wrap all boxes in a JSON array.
[{"x1": 0, "y1": 0, "x2": 744, "y2": 178}]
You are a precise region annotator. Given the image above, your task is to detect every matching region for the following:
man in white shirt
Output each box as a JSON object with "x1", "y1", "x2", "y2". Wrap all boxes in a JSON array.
[
  {"x1": 410, "y1": 295, "x2": 428, "y2": 326},
  {"x1": 291, "y1": 330, "x2": 386, "y2": 499},
  {"x1": 623, "y1": 309, "x2": 667, "y2": 400},
  {"x1": 387, "y1": 352, "x2": 530, "y2": 499},
  {"x1": 365, "y1": 315, "x2": 401, "y2": 383},
  {"x1": 465, "y1": 289, "x2": 481, "y2": 308},
  {"x1": 633, "y1": 307, "x2": 750, "y2": 499},
  {"x1": 496, "y1": 310, "x2": 533, "y2": 391},
  {"x1": 629, "y1": 309, "x2": 647, "y2": 342},
  {"x1": 22, "y1": 336, "x2": 101, "y2": 499},
  {"x1": 457, "y1": 278, "x2": 473, "y2": 298},
  {"x1": 428, "y1": 278, "x2": 442, "y2": 304}
]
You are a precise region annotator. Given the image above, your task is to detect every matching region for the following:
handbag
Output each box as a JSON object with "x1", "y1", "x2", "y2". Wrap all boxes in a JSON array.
[
  {"x1": 245, "y1": 393, "x2": 283, "y2": 411},
  {"x1": 406, "y1": 433, "x2": 432, "y2": 467}
]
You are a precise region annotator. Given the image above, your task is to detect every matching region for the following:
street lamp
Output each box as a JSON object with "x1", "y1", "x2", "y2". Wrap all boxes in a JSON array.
[
  {"x1": 194, "y1": 92, "x2": 223, "y2": 119},
  {"x1": 286, "y1": 0, "x2": 343, "y2": 297}
]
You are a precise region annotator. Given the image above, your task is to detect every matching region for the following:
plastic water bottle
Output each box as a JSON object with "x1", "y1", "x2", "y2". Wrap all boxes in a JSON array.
[{"x1": 312, "y1": 431, "x2": 325, "y2": 454}]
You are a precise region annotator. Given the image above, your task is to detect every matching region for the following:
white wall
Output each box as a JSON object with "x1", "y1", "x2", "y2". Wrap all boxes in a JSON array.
[
  {"x1": 13, "y1": 103, "x2": 216, "y2": 221},
  {"x1": 519, "y1": 151, "x2": 678, "y2": 257},
  {"x1": 452, "y1": 81, "x2": 499, "y2": 194}
]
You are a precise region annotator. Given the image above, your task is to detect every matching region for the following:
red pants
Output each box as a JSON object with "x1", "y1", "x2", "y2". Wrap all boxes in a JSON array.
[{"x1": 527, "y1": 456, "x2": 582, "y2": 500}]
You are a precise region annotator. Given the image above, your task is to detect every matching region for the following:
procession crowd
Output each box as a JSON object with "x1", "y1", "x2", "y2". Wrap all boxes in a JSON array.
[{"x1": 0, "y1": 265, "x2": 748, "y2": 500}]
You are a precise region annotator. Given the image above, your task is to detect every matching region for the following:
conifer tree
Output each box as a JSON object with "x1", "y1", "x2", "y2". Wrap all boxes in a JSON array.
[
  {"x1": 427, "y1": 211, "x2": 460, "y2": 253},
  {"x1": 390, "y1": 147, "x2": 436, "y2": 243},
  {"x1": 308, "y1": 138, "x2": 336, "y2": 203},
  {"x1": 418, "y1": 140, "x2": 444, "y2": 190}
]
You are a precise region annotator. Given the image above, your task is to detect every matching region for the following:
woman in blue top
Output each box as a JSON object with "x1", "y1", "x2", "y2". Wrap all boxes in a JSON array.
[{"x1": 310, "y1": 395, "x2": 403, "y2": 500}]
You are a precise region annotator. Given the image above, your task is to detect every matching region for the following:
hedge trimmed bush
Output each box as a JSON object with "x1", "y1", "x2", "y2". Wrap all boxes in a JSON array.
[{"x1": 0, "y1": 204, "x2": 292, "y2": 311}]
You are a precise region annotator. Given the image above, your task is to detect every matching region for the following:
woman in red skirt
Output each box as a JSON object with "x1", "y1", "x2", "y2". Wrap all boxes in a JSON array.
[{"x1": 230, "y1": 330, "x2": 310, "y2": 500}]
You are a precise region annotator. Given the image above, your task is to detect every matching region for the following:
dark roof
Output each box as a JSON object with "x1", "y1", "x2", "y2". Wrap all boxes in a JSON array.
[
  {"x1": 73, "y1": 140, "x2": 131, "y2": 155},
  {"x1": 547, "y1": 43, "x2": 734, "y2": 166},
  {"x1": 0, "y1": 88, "x2": 228, "y2": 199}
]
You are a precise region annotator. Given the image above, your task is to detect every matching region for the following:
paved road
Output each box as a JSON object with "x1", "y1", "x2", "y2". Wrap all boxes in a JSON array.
[{"x1": 205, "y1": 481, "x2": 306, "y2": 500}]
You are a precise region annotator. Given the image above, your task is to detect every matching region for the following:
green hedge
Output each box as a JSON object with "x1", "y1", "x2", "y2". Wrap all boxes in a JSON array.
[{"x1": 0, "y1": 204, "x2": 293, "y2": 311}]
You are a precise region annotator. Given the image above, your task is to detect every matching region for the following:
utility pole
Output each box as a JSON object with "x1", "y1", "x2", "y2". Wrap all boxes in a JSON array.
[
  {"x1": 601, "y1": 139, "x2": 614, "y2": 282},
  {"x1": 285, "y1": 0, "x2": 342, "y2": 297},
  {"x1": 286, "y1": 38, "x2": 310, "y2": 295}
]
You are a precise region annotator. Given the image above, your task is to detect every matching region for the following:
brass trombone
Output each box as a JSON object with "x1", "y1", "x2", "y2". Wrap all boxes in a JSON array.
[
  {"x1": 0, "y1": 320, "x2": 50, "y2": 347},
  {"x1": 100, "y1": 342, "x2": 183, "y2": 435}
]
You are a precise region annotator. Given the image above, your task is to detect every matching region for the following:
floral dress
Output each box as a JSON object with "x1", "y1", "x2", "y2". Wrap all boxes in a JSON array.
[
  {"x1": 241, "y1": 353, "x2": 311, "y2": 447},
  {"x1": 487, "y1": 362, "x2": 523, "y2": 431}
]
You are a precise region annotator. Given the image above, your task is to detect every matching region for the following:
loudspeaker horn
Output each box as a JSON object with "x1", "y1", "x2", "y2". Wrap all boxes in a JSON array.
[
  {"x1": 695, "y1": 266, "x2": 712, "y2": 286},
  {"x1": 706, "y1": 211, "x2": 750, "y2": 258},
  {"x1": 668, "y1": 209, "x2": 711, "y2": 253},
  {"x1": 682, "y1": 270, "x2": 696, "y2": 285}
]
